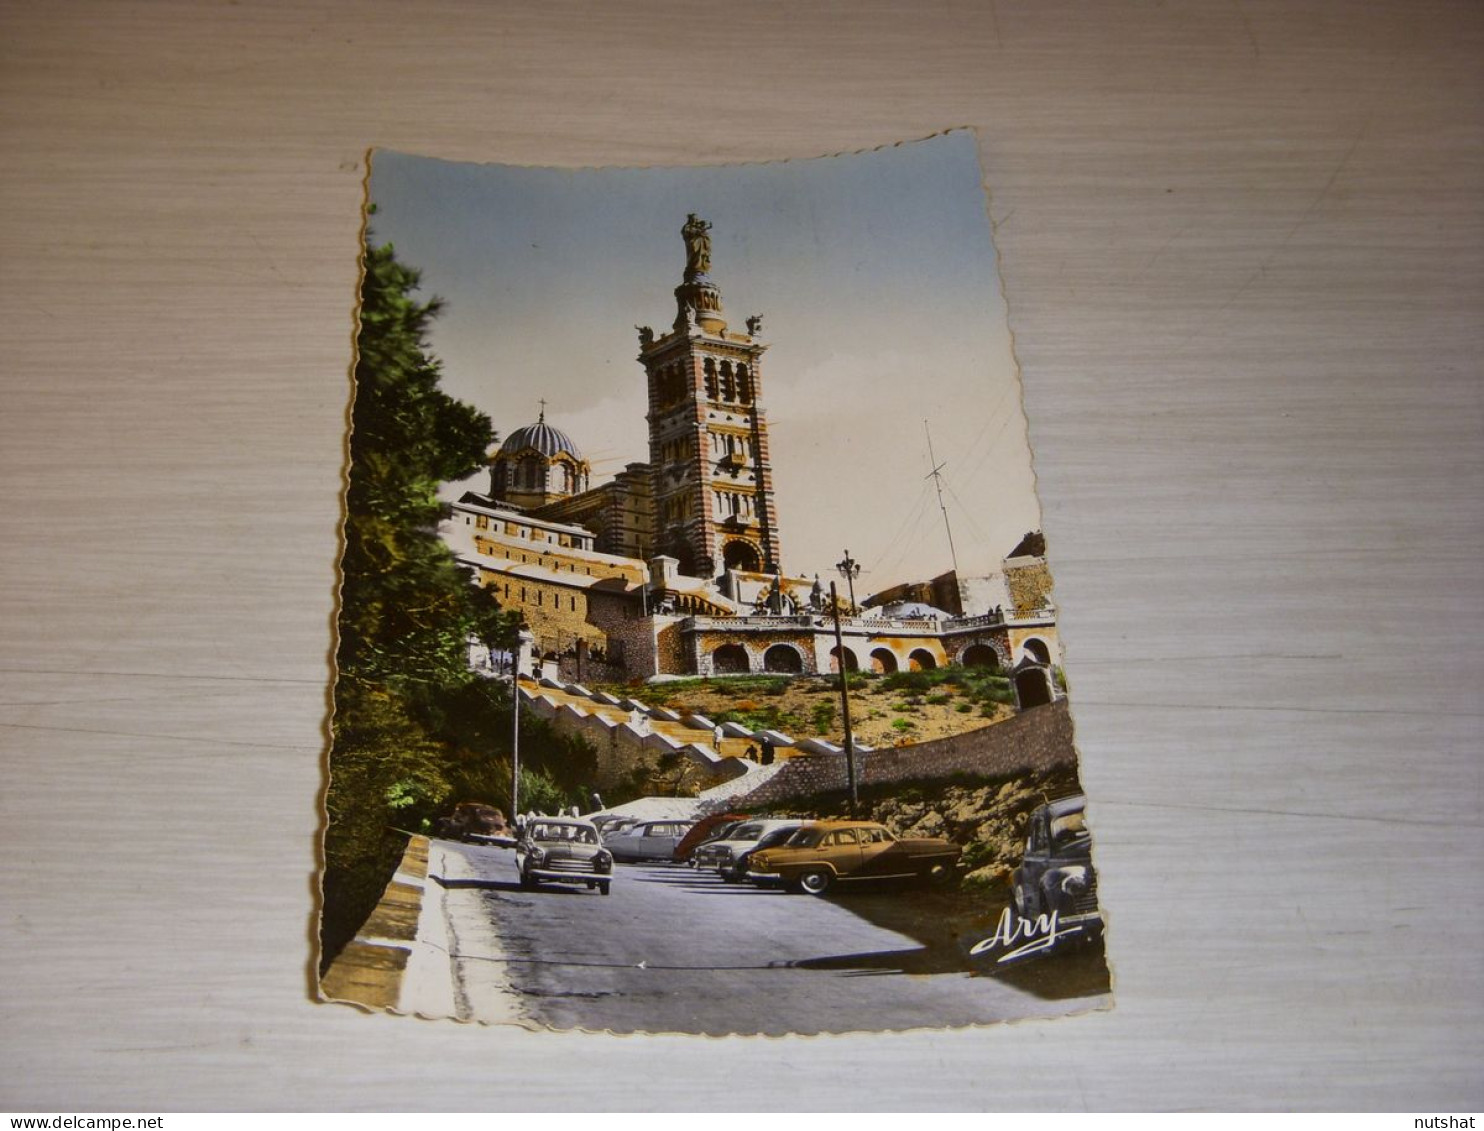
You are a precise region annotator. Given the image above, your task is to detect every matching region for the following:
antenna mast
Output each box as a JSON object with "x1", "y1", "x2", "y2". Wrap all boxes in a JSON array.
[{"x1": 924, "y1": 420, "x2": 960, "y2": 576}]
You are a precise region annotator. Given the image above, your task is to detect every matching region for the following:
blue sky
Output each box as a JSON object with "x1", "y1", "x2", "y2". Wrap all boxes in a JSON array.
[{"x1": 366, "y1": 131, "x2": 1041, "y2": 591}]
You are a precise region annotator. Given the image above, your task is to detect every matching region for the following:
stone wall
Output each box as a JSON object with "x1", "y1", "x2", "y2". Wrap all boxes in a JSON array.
[
  {"x1": 476, "y1": 566, "x2": 607, "y2": 658},
  {"x1": 655, "y1": 619, "x2": 689, "y2": 675},
  {"x1": 1005, "y1": 558, "x2": 1054, "y2": 617},
  {"x1": 731, "y1": 698, "x2": 1077, "y2": 806}
]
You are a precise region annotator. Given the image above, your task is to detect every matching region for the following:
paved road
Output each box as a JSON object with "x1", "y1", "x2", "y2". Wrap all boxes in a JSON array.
[{"x1": 428, "y1": 839, "x2": 1106, "y2": 1034}]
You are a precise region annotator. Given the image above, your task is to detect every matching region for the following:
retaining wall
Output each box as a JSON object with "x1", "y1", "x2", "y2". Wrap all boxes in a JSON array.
[{"x1": 732, "y1": 699, "x2": 1078, "y2": 806}]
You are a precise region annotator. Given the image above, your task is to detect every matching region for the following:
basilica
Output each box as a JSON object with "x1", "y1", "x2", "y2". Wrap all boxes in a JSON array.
[{"x1": 442, "y1": 216, "x2": 1063, "y2": 709}]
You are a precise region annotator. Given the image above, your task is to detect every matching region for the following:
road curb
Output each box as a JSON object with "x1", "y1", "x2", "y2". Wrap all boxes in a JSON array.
[{"x1": 319, "y1": 835, "x2": 430, "y2": 1012}]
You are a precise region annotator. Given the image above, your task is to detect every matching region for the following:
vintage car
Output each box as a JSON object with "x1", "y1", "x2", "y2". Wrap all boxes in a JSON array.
[
  {"x1": 693, "y1": 818, "x2": 806, "y2": 882},
  {"x1": 602, "y1": 819, "x2": 696, "y2": 863},
  {"x1": 672, "y1": 812, "x2": 749, "y2": 863},
  {"x1": 746, "y1": 820, "x2": 961, "y2": 894},
  {"x1": 1009, "y1": 795, "x2": 1101, "y2": 929},
  {"x1": 516, "y1": 817, "x2": 614, "y2": 895},
  {"x1": 432, "y1": 801, "x2": 509, "y2": 843}
]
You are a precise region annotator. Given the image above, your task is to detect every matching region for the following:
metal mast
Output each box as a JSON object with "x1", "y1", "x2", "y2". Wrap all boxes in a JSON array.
[{"x1": 924, "y1": 420, "x2": 960, "y2": 576}]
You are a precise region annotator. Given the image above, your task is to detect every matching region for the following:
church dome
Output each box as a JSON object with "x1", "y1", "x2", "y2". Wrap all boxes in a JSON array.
[{"x1": 500, "y1": 418, "x2": 582, "y2": 460}]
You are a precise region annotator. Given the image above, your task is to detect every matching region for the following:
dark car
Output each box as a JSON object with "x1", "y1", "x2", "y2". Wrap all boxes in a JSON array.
[
  {"x1": 516, "y1": 818, "x2": 614, "y2": 895},
  {"x1": 433, "y1": 802, "x2": 508, "y2": 843},
  {"x1": 1009, "y1": 795, "x2": 1101, "y2": 929}
]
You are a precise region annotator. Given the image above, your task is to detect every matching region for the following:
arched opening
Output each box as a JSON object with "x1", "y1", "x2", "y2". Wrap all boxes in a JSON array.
[
  {"x1": 960, "y1": 643, "x2": 1001, "y2": 671},
  {"x1": 908, "y1": 649, "x2": 938, "y2": 672},
  {"x1": 869, "y1": 647, "x2": 899, "y2": 674},
  {"x1": 1015, "y1": 668, "x2": 1053, "y2": 709},
  {"x1": 519, "y1": 456, "x2": 542, "y2": 490},
  {"x1": 763, "y1": 644, "x2": 803, "y2": 673},
  {"x1": 1022, "y1": 638, "x2": 1052, "y2": 665},
  {"x1": 722, "y1": 540, "x2": 761, "y2": 572},
  {"x1": 829, "y1": 646, "x2": 860, "y2": 673},
  {"x1": 712, "y1": 644, "x2": 750, "y2": 674}
]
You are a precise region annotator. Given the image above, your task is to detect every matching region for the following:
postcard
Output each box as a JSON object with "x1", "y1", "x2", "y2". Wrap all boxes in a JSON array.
[{"x1": 318, "y1": 131, "x2": 1112, "y2": 1033}]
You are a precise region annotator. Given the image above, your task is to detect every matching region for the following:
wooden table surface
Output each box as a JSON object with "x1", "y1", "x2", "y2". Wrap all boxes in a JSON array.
[{"x1": 1, "y1": 0, "x2": 1480, "y2": 1112}]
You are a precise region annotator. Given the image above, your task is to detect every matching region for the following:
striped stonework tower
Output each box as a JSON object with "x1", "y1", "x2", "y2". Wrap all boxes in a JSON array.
[{"x1": 635, "y1": 215, "x2": 782, "y2": 579}]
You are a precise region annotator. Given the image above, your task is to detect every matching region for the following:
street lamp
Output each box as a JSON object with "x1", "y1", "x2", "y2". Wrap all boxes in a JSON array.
[
  {"x1": 510, "y1": 627, "x2": 536, "y2": 819},
  {"x1": 828, "y1": 581, "x2": 859, "y2": 817},
  {"x1": 835, "y1": 550, "x2": 860, "y2": 615}
]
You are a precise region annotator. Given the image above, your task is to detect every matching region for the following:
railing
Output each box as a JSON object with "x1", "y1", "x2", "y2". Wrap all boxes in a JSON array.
[
  {"x1": 942, "y1": 612, "x2": 1005, "y2": 630},
  {"x1": 676, "y1": 606, "x2": 1055, "y2": 635},
  {"x1": 679, "y1": 614, "x2": 816, "y2": 631}
]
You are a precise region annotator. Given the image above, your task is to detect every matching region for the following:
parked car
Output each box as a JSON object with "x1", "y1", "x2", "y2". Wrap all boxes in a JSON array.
[
  {"x1": 693, "y1": 819, "x2": 806, "y2": 881},
  {"x1": 433, "y1": 802, "x2": 508, "y2": 843},
  {"x1": 603, "y1": 819, "x2": 695, "y2": 863},
  {"x1": 516, "y1": 818, "x2": 613, "y2": 895},
  {"x1": 1009, "y1": 795, "x2": 1100, "y2": 929},
  {"x1": 727, "y1": 822, "x2": 812, "y2": 883},
  {"x1": 673, "y1": 812, "x2": 749, "y2": 862},
  {"x1": 746, "y1": 820, "x2": 961, "y2": 894}
]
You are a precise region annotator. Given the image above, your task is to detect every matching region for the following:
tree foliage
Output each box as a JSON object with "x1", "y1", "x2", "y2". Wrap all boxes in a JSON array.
[
  {"x1": 321, "y1": 239, "x2": 601, "y2": 970},
  {"x1": 336, "y1": 241, "x2": 496, "y2": 688},
  {"x1": 322, "y1": 240, "x2": 499, "y2": 966}
]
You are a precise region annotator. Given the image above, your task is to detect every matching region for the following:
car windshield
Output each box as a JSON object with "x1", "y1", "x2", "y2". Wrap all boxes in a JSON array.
[
  {"x1": 757, "y1": 827, "x2": 798, "y2": 848},
  {"x1": 701, "y1": 822, "x2": 742, "y2": 843},
  {"x1": 785, "y1": 828, "x2": 823, "y2": 848},
  {"x1": 531, "y1": 822, "x2": 597, "y2": 844},
  {"x1": 1050, "y1": 810, "x2": 1089, "y2": 846},
  {"x1": 731, "y1": 822, "x2": 766, "y2": 839}
]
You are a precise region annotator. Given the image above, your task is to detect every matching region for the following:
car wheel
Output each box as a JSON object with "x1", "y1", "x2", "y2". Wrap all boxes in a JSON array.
[
  {"x1": 797, "y1": 868, "x2": 833, "y2": 896},
  {"x1": 598, "y1": 881, "x2": 611, "y2": 896},
  {"x1": 925, "y1": 861, "x2": 955, "y2": 887},
  {"x1": 1011, "y1": 882, "x2": 1033, "y2": 919},
  {"x1": 720, "y1": 871, "x2": 742, "y2": 884},
  {"x1": 519, "y1": 868, "x2": 536, "y2": 890}
]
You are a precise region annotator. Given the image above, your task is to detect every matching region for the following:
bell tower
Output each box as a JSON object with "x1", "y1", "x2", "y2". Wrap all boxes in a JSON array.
[{"x1": 636, "y1": 215, "x2": 781, "y2": 579}]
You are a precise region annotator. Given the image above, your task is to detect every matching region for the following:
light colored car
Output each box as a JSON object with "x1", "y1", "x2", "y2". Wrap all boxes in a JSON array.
[
  {"x1": 516, "y1": 818, "x2": 614, "y2": 895},
  {"x1": 693, "y1": 819, "x2": 806, "y2": 882},
  {"x1": 603, "y1": 819, "x2": 695, "y2": 863}
]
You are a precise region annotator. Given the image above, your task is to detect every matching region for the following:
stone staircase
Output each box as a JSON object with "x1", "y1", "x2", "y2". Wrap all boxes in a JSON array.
[{"x1": 518, "y1": 675, "x2": 876, "y2": 813}]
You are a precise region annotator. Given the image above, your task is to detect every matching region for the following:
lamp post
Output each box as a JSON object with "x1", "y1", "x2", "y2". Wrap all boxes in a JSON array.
[
  {"x1": 510, "y1": 627, "x2": 536, "y2": 819},
  {"x1": 835, "y1": 550, "x2": 860, "y2": 616},
  {"x1": 829, "y1": 581, "x2": 859, "y2": 817}
]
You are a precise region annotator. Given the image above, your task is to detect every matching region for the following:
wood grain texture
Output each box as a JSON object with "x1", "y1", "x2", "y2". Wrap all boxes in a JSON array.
[{"x1": 1, "y1": 0, "x2": 1479, "y2": 1111}]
